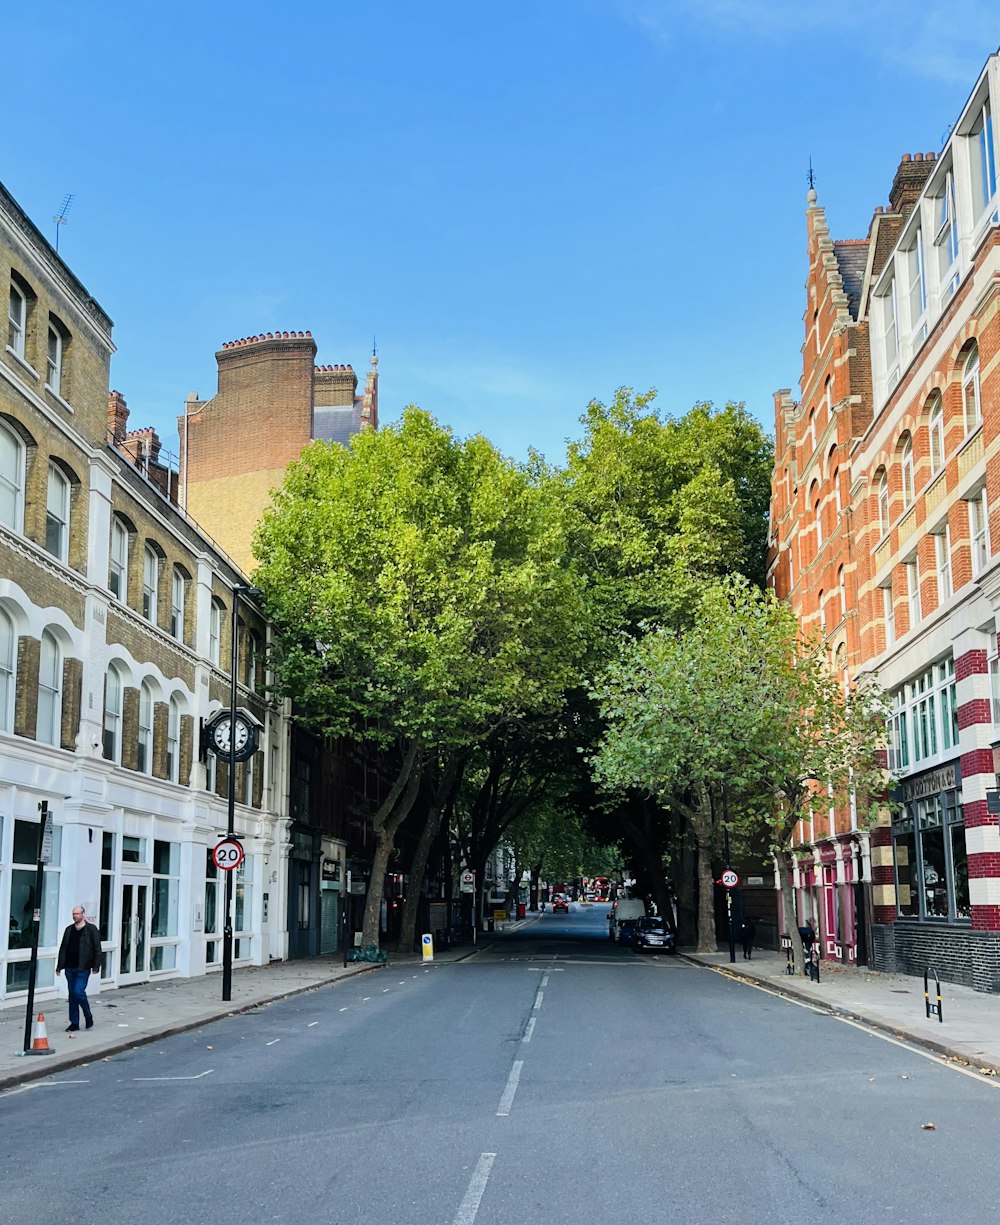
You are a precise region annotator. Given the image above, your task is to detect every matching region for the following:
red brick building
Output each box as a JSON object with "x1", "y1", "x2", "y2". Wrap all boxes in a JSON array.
[{"x1": 770, "y1": 53, "x2": 1000, "y2": 990}]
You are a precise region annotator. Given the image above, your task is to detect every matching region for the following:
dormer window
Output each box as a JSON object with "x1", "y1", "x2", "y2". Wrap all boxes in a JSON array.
[{"x1": 971, "y1": 97, "x2": 998, "y2": 222}]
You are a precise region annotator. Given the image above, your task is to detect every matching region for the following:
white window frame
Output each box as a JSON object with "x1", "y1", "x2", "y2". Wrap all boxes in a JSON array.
[
  {"x1": 934, "y1": 166, "x2": 960, "y2": 305},
  {"x1": 901, "y1": 438, "x2": 914, "y2": 509},
  {"x1": 166, "y1": 696, "x2": 181, "y2": 784},
  {"x1": 45, "y1": 464, "x2": 70, "y2": 563},
  {"x1": 928, "y1": 398, "x2": 945, "y2": 476},
  {"x1": 883, "y1": 583, "x2": 895, "y2": 648},
  {"x1": 0, "y1": 420, "x2": 26, "y2": 533},
  {"x1": 969, "y1": 488, "x2": 990, "y2": 577},
  {"x1": 935, "y1": 525, "x2": 952, "y2": 602},
  {"x1": 142, "y1": 546, "x2": 159, "y2": 624},
  {"x1": 170, "y1": 570, "x2": 185, "y2": 642},
  {"x1": 7, "y1": 282, "x2": 25, "y2": 359},
  {"x1": 137, "y1": 681, "x2": 153, "y2": 775},
  {"x1": 971, "y1": 97, "x2": 998, "y2": 224},
  {"x1": 878, "y1": 472, "x2": 890, "y2": 536},
  {"x1": 37, "y1": 630, "x2": 61, "y2": 748},
  {"x1": 906, "y1": 228, "x2": 927, "y2": 345},
  {"x1": 0, "y1": 605, "x2": 15, "y2": 733},
  {"x1": 990, "y1": 631, "x2": 1000, "y2": 730},
  {"x1": 109, "y1": 518, "x2": 128, "y2": 601},
  {"x1": 881, "y1": 276, "x2": 900, "y2": 388},
  {"x1": 209, "y1": 600, "x2": 222, "y2": 667},
  {"x1": 905, "y1": 558, "x2": 921, "y2": 629},
  {"x1": 103, "y1": 666, "x2": 123, "y2": 763},
  {"x1": 963, "y1": 344, "x2": 982, "y2": 434},
  {"x1": 46, "y1": 324, "x2": 63, "y2": 394}
]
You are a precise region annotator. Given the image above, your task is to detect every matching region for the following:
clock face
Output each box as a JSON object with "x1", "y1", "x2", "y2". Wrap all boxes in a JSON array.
[{"x1": 211, "y1": 715, "x2": 253, "y2": 757}]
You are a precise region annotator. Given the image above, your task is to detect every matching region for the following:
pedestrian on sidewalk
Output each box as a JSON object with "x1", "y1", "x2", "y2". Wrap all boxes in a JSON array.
[
  {"x1": 740, "y1": 917, "x2": 756, "y2": 960},
  {"x1": 56, "y1": 905, "x2": 101, "y2": 1033}
]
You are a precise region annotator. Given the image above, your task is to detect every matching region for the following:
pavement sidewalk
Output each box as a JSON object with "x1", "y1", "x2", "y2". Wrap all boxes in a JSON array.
[
  {"x1": 0, "y1": 942, "x2": 476, "y2": 1092},
  {"x1": 682, "y1": 948, "x2": 1000, "y2": 1077}
]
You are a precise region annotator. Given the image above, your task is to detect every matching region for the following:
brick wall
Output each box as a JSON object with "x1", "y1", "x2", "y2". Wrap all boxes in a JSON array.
[{"x1": 873, "y1": 922, "x2": 1000, "y2": 993}]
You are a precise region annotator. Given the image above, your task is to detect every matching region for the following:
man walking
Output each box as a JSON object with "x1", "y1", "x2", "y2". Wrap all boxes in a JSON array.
[
  {"x1": 740, "y1": 917, "x2": 756, "y2": 960},
  {"x1": 56, "y1": 905, "x2": 102, "y2": 1032}
]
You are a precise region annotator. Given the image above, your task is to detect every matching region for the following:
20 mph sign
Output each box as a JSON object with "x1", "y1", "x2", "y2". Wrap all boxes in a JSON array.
[
  {"x1": 720, "y1": 869, "x2": 739, "y2": 889},
  {"x1": 212, "y1": 838, "x2": 245, "y2": 871}
]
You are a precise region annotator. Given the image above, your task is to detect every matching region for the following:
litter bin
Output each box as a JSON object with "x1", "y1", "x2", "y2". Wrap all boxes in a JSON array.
[{"x1": 516, "y1": 903, "x2": 526, "y2": 919}]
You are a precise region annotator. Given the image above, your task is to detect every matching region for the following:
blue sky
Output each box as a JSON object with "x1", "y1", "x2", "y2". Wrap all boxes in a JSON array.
[{"x1": 4, "y1": 2, "x2": 998, "y2": 466}]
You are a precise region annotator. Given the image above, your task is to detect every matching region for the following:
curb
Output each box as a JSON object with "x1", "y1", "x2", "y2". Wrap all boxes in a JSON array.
[
  {"x1": 0, "y1": 961, "x2": 382, "y2": 1094},
  {"x1": 680, "y1": 953, "x2": 1000, "y2": 1077}
]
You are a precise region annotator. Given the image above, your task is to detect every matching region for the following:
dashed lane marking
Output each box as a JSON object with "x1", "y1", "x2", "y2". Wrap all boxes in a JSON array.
[
  {"x1": 496, "y1": 1060, "x2": 523, "y2": 1116},
  {"x1": 452, "y1": 1153, "x2": 496, "y2": 1225},
  {"x1": 523, "y1": 1018, "x2": 536, "y2": 1044}
]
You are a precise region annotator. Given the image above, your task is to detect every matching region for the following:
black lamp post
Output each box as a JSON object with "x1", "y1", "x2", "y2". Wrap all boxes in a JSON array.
[{"x1": 222, "y1": 584, "x2": 262, "y2": 1003}]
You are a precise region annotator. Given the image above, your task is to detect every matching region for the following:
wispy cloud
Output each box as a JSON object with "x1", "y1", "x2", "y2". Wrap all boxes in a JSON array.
[{"x1": 610, "y1": 0, "x2": 998, "y2": 83}]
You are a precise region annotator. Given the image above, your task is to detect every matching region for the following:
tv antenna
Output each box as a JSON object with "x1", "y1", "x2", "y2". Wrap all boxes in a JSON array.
[
  {"x1": 53, "y1": 194, "x2": 75, "y2": 252},
  {"x1": 807, "y1": 157, "x2": 816, "y2": 191}
]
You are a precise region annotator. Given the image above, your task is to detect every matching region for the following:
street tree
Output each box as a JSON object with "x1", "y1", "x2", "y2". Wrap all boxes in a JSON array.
[
  {"x1": 590, "y1": 579, "x2": 891, "y2": 965},
  {"x1": 253, "y1": 407, "x2": 587, "y2": 947}
]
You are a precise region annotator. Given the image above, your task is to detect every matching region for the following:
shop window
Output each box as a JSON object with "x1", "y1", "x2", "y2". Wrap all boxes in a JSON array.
[
  {"x1": 205, "y1": 849, "x2": 219, "y2": 965},
  {"x1": 892, "y1": 789, "x2": 968, "y2": 921},
  {"x1": 234, "y1": 855, "x2": 253, "y2": 959},
  {"x1": 151, "y1": 839, "x2": 179, "y2": 969},
  {"x1": 7, "y1": 817, "x2": 62, "y2": 958},
  {"x1": 99, "y1": 832, "x2": 115, "y2": 979}
]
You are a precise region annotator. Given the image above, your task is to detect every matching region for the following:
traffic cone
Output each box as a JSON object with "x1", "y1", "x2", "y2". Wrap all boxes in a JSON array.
[{"x1": 27, "y1": 1012, "x2": 53, "y2": 1055}]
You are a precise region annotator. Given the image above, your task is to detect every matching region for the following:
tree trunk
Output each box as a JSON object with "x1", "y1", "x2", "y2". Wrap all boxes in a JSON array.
[
  {"x1": 361, "y1": 744, "x2": 422, "y2": 947},
  {"x1": 775, "y1": 848, "x2": 805, "y2": 974},
  {"x1": 397, "y1": 802, "x2": 446, "y2": 954},
  {"x1": 695, "y1": 836, "x2": 717, "y2": 953}
]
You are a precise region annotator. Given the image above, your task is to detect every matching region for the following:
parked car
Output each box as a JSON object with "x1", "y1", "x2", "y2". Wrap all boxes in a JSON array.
[
  {"x1": 618, "y1": 918, "x2": 641, "y2": 947},
  {"x1": 553, "y1": 896, "x2": 570, "y2": 913},
  {"x1": 631, "y1": 915, "x2": 676, "y2": 954}
]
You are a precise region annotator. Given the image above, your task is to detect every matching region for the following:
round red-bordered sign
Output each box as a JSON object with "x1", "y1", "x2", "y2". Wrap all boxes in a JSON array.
[
  {"x1": 720, "y1": 868, "x2": 739, "y2": 889},
  {"x1": 212, "y1": 838, "x2": 245, "y2": 872}
]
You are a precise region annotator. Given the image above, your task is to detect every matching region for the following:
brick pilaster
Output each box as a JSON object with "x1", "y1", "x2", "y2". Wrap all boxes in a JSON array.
[{"x1": 14, "y1": 636, "x2": 40, "y2": 739}]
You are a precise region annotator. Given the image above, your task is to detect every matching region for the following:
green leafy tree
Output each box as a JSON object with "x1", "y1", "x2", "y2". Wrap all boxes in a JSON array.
[
  {"x1": 591, "y1": 579, "x2": 891, "y2": 965},
  {"x1": 253, "y1": 407, "x2": 588, "y2": 947}
]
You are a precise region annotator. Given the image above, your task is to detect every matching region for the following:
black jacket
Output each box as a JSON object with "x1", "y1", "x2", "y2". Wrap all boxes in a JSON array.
[{"x1": 56, "y1": 921, "x2": 102, "y2": 973}]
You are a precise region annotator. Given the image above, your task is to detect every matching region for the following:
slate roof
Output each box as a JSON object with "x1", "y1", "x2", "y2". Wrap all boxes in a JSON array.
[
  {"x1": 833, "y1": 240, "x2": 868, "y2": 320},
  {"x1": 313, "y1": 402, "x2": 364, "y2": 447}
]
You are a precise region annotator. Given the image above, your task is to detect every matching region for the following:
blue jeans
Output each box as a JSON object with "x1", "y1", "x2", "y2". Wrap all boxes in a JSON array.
[{"x1": 65, "y1": 968, "x2": 93, "y2": 1026}]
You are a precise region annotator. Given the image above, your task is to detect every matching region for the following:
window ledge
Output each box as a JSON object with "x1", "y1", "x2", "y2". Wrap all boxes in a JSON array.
[
  {"x1": 5, "y1": 347, "x2": 39, "y2": 380},
  {"x1": 45, "y1": 385, "x2": 74, "y2": 413}
]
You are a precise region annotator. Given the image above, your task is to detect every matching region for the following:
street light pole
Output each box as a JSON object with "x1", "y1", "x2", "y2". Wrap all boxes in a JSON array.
[{"x1": 222, "y1": 584, "x2": 261, "y2": 1003}]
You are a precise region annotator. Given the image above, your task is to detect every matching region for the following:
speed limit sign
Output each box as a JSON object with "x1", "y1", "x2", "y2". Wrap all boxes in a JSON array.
[
  {"x1": 720, "y1": 868, "x2": 739, "y2": 889},
  {"x1": 212, "y1": 838, "x2": 245, "y2": 872}
]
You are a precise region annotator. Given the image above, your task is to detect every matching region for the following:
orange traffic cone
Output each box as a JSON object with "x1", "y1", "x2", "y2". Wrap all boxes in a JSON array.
[{"x1": 27, "y1": 1012, "x2": 53, "y2": 1055}]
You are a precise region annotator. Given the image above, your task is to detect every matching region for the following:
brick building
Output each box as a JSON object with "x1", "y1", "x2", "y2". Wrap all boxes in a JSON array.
[
  {"x1": 178, "y1": 333, "x2": 378, "y2": 574},
  {"x1": 0, "y1": 176, "x2": 298, "y2": 1004},
  {"x1": 770, "y1": 52, "x2": 1000, "y2": 990}
]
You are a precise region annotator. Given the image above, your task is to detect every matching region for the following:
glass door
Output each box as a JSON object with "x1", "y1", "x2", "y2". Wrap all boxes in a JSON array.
[{"x1": 119, "y1": 881, "x2": 149, "y2": 984}]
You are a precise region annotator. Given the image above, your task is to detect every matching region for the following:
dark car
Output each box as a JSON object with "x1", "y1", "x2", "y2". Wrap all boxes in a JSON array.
[
  {"x1": 552, "y1": 896, "x2": 570, "y2": 913},
  {"x1": 632, "y1": 916, "x2": 676, "y2": 954}
]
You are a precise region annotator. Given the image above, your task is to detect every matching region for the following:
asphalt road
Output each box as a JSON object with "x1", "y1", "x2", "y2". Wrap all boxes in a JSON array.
[{"x1": 4, "y1": 903, "x2": 1000, "y2": 1224}]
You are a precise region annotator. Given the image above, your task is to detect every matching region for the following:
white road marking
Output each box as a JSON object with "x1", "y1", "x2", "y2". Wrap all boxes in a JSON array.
[
  {"x1": 540, "y1": 974, "x2": 549, "y2": 988},
  {"x1": 452, "y1": 1153, "x2": 496, "y2": 1225},
  {"x1": 362, "y1": 997, "x2": 371, "y2": 1002},
  {"x1": 383, "y1": 988, "x2": 391, "y2": 993},
  {"x1": 496, "y1": 1060, "x2": 523, "y2": 1116},
  {"x1": 533, "y1": 990, "x2": 544, "y2": 1010},
  {"x1": 339, "y1": 1007, "x2": 348, "y2": 1012},
  {"x1": 133, "y1": 1070, "x2": 214, "y2": 1081},
  {"x1": 523, "y1": 1018, "x2": 536, "y2": 1044},
  {"x1": 307, "y1": 1021, "x2": 319, "y2": 1027},
  {"x1": 266, "y1": 1039, "x2": 280, "y2": 1046}
]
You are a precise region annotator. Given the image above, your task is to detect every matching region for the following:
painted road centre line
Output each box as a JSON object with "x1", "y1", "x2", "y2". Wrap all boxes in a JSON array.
[
  {"x1": 452, "y1": 1153, "x2": 497, "y2": 1225},
  {"x1": 496, "y1": 1060, "x2": 523, "y2": 1116},
  {"x1": 522, "y1": 1017, "x2": 536, "y2": 1043},
  {"x1": 533, "y1": 990, "x2": 543, "y2": 1010}
]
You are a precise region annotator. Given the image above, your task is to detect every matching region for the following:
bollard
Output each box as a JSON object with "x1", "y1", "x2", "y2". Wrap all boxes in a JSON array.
[{"x1": 924, "y1": 967, "x2": 943, "y2": 1023}]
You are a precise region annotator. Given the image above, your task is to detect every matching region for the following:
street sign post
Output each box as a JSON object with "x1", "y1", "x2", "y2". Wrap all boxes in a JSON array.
[
  {"x1": 421, "y1": 933, "x2": 434, "y2": 962},
  {"x1": 720, "y1": 869, "x2": 739, "y2": 889},
  {"x1": 460, "y1": 870, "x2": 475, "y2": 894},
  {"x1": 212, "y1": 838, "x2": 245, "y2": 872}
]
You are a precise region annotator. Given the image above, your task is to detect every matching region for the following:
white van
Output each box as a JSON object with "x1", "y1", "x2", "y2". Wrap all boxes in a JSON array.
[{"x1": 608, "y1": 898, "x2": 646, "y2": 941}]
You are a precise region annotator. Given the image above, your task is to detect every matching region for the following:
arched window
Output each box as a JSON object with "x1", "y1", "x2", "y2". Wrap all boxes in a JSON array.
[
  {"x1": 45, "y1": 464, "x2": 71, "y2": 562},
  {"x1": 0, "y1": 420, "x2": 25, "y2": 532},
  {"x1": 167, "y1": 696, "x2": 181, "y2": 784},
  {"x1": 901, "y1": 437, "x2": 915, "y2": 509},
  {"x1": 109, "y1": 517, "x2": 129, "y2": 600},
  {"x1": 833, "y1": 467, "x2": 842, "y2": 516},
  {"x1": 814, "y1": 496, "x2": 823, "y2": 549},
  {"x1": 137, "y1": 681, "x2": 153, "y2": 774},
  {"x1": 928, "y1": 396, "x2": 945, "y2": 475},
  {"x1": 808, "y1": 409, "x2": 817, "y2": 453},
  {"x1": 142, "y1": 546, "x2": 159, "y2": 623},
  {"x1": 103, "y1": 665, "x2": 123, "y2": 763},
  {"x1": 877, "y1": 471, "x2": 890, "y2": 535},
  {"x1": 209, "y1": 599, "x2": 223, "y2": 666},
  {"x1": 964, "y1": 343, "x2": 982, "y2": 433},
  {"x1": 818, "y1": 590, "x2": 827, "y2": 633},
  {"x1": 0, "y1": 606, "x2": 15, "y2": 733},
  {"x1": 37, "y1": 630, "x2": 62, "y2": 747}
]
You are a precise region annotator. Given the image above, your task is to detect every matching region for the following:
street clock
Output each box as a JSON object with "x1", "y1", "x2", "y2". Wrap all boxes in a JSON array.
[{"x1": 204, "y1": 708, "x2": 260, "y2": 763}]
